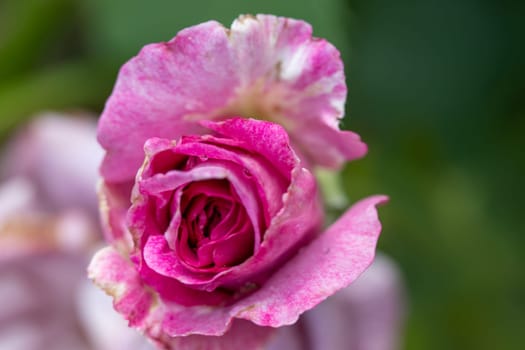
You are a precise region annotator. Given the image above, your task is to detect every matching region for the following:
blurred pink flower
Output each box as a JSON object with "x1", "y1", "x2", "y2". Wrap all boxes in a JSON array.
[
  {"x1": 0, "y1": 114, "x2": 155, "y2": 350},
  {"x1": 1, "y1": 112, "x2": 103, "y2": 216}
]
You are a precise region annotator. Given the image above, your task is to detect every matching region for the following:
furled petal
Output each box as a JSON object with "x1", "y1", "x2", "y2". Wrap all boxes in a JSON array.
[
  {"x1": 229, "y1": 195, "x2": 388, "y2": 326},
  {"x1": 98, "y1": 14, "x2": 366, "y2": 184}
]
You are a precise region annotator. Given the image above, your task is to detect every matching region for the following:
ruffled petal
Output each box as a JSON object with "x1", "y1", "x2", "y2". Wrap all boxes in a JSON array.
[
  {"x1": 98, "y1": 20, "x2": 236, "y2": 183},
  {"x1": 98, "y1": 15, "x2": 366, "y2": 184},
  {"x1": 229, "y1": 195, "x2": 388, "y2": 326}
]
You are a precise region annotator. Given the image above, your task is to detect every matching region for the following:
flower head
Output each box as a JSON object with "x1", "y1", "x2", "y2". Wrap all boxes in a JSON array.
[{"x1": 90, "y1": 14, "x2": 386, "y2": 350}]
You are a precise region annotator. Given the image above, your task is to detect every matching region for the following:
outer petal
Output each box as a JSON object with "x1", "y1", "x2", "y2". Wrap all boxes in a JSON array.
[
  {"x1": 76, "y1": 280, "x2": 155, "y2": 350},
  {"x1": 98, "y1": 20, "x2": 236, "y2": 182},
  {"x1": 98, "y1": 15, "x2": 366, "y2": 184},
  {"x1": 98, "y1": 181, "x2": 134, "y2": 253},
  {"x1": 88, "y1": 247, "x2": 275, "y2": 350},
  {"x1": 88, "y1": 247, "x2": 156, "y2": 329},
  {"x1": 300, "y1": 254, "x2": 405, "y2": 350},
  {"x1": 230, "y1": 195, "x2": 388, "y2": 327},
  {"x1": 225, "y1": 15, "x2": 367, "y2": 167}
]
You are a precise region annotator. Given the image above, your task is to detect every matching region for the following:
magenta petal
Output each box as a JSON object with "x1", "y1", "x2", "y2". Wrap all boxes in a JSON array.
[
  {"x1": 141, "y1": 235, "x2": 231, "y2": 305},
  {"x1": 230, "y1": 195, "x2": 388, "y2": 326},
  {"x1": 201, "y1": 118, "x2": 296, "y2": 179},
  {"x1": 211, "y1": 229, "x2": 254, "y2": 267}
]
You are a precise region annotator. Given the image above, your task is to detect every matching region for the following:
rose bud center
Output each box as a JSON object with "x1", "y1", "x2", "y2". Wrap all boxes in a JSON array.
[{"x1": 176, "y1": 179, "x2": 254, "y2": 269}]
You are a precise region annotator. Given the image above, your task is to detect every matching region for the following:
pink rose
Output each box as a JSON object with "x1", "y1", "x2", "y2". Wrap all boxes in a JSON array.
[
  {"x1": 89, "y1": 118, "x2": 386, "y2": 349},
  {"x1": 89, "y1": 14, "x2": 387, "y2": 350}
]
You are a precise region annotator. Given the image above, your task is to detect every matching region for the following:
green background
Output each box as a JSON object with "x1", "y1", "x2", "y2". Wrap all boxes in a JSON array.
[{"x1": 1, "y1": 1, "x2": 523, "y2": 349}]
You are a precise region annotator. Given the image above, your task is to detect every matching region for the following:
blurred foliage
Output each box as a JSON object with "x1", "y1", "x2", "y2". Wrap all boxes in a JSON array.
[{"x1": 0, "y1": 0, "x2": 523, "y2": 349}]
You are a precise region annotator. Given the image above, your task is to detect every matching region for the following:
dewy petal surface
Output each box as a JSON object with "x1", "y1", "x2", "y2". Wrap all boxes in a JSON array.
[{"x1": 98, "y1": 14, "x2": 366, "y2": 184}]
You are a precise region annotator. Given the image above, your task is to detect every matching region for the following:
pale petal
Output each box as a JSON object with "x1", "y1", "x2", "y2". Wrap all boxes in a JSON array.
[{"x1": 88, "y1": 247, "x2": 156, "y2": 328}]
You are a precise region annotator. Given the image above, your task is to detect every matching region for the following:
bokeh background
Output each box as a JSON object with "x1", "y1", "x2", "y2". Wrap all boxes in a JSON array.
[{"x1": 1, "y1": 1, "x2": 523, "y2": 349}]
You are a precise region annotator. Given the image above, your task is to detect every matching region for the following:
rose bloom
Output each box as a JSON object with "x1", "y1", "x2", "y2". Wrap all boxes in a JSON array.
[{"x1": 89, "y1": 14, "x2": 388, "y2": 349}]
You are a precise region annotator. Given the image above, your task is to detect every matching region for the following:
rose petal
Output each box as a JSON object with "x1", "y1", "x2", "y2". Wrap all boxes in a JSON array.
[
  {"x1": 88, "y1": 247, "x2": 156, "y2": 328},
  {"x1": 98, "y1": 20, "x2": 236, "y2": 182},
  {"x1": 203, "y1": 165, "x2": 323, "y2": 291},
  {"x1": 90, "y1": 196, "x2": 388, "y2": 343},
  {"x1": 300, "y1": 254, "x2": 405, "y2": 350},
  {"x1": 76, "y1": 280, "x2": 155, "y2": 350},
  {"x1": 230, "y1": 195, "x2": 388, "y2": 326},
  {"x1": 98, "y1": 15, "x2": 366, "y2": 185},
  {"x1": 141, "y1": 236, "x2": 232, "y2": 306},
  {"x1": 99, "y1": 181, "x2": 134, "y2": 253},
  {"x1": 201, "y1": 118, "x2": 296, "y2": 180}
]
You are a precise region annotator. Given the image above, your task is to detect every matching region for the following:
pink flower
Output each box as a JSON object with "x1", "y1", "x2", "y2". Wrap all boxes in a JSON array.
[
  {"x1": 0, "y1": 114, "x2": 153, "y2": 350},
  {"x1": 89, "y1": 14, "x2": 386, "y2": 350},
  {"x1": 1, "y1": 112, "x2": 103, "y2": 216},
  {"x1": 89, "y1": 117, "x2": 386, "y2": 349}
]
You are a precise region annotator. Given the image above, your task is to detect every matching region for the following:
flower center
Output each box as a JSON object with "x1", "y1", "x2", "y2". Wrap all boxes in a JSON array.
[{"x1": 177, "y1": 179, "x2": 254, "y2": 269}]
